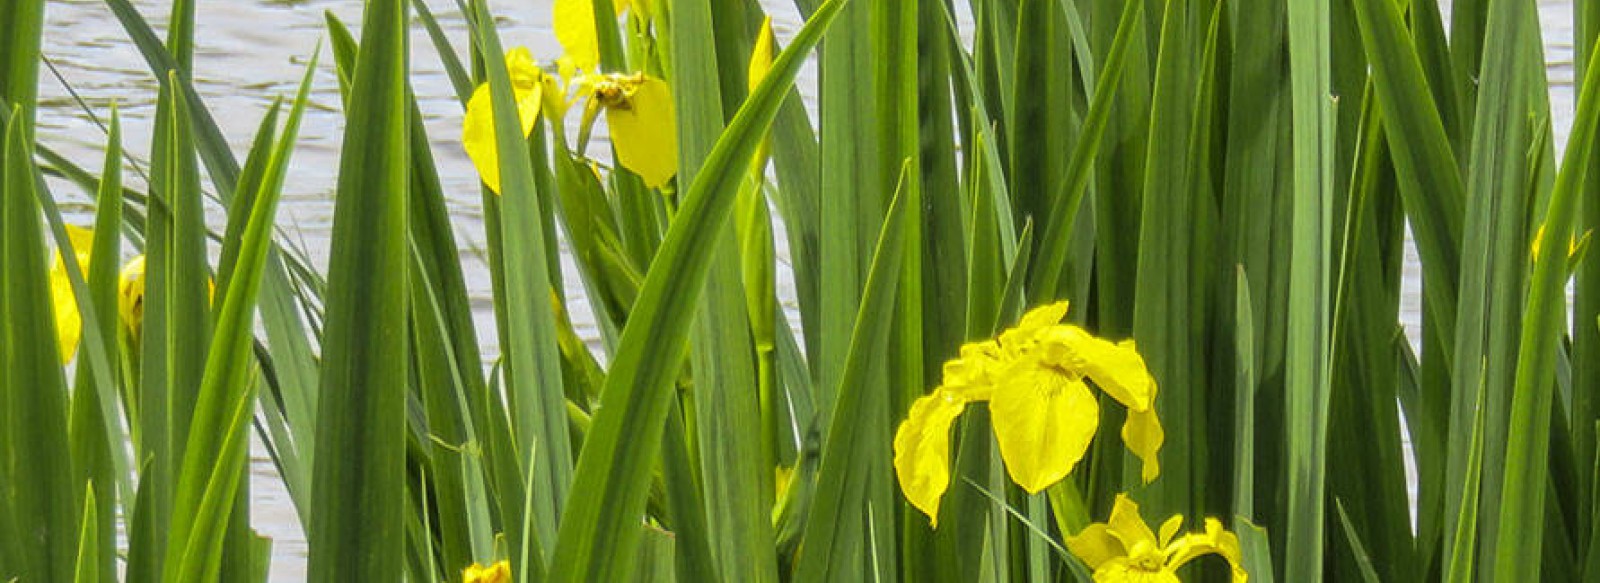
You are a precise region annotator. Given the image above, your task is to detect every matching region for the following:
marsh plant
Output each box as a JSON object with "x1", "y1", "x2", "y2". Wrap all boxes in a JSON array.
[{"x1": 2, "y1": 0, "x2": 1600, "y2": 580}]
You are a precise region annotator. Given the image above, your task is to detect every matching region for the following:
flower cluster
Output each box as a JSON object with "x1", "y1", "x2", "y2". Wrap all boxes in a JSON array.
[
  {"x1": 462, "y1": 0, "x2": 678, "y2": 194},
  {"x1": 892, "y1": 302, "x2": 1248, "y2": 581}
]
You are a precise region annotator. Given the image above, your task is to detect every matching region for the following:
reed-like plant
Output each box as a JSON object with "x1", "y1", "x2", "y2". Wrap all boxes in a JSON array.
[{"x1": 4, "y1": 0, "x2": 1600, "y2": 581}]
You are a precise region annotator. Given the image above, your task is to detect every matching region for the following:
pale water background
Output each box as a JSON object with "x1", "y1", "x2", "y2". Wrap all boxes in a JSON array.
[{"x1": 32, "y1": 0, "x2": 1578, "y2": 579}]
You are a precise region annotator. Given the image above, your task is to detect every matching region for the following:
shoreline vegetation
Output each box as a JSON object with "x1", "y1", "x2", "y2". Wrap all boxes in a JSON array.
[{"x1": 4, "y1": 0, "x2": 1600, "y2": 581}]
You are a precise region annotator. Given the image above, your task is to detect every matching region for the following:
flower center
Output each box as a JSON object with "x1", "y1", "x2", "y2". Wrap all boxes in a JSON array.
[
  {"x1": 1039, "y1": 362, "x2": 1084, "y2": 392},
  {"x1": 593, "y1": 73, "x2": 648, "y2": 110}
]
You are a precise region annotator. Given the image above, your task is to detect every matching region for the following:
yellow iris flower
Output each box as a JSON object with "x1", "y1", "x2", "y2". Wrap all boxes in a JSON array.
[
  {"x1": 462, "y1": 47, "x2": 678, "y2": 191},
  {"x1": 893, "y1": 302, "x2": 1164, "y2": 525},
  {"x1": 48, "y1": 224, "x2": 95, "y2": 363},
  {"x1": 576, "y1": 72, "x2": 678, "y2": 188},
  {"x1": 49, "y1": 232, "x2": 184, "y2": 358},
  {"x1": 549, "y1": 0, "x2": 678, "y2": 189},
  {"x1": 1065, "y1": 494, "x2": 1247, "y2": 583},
  {"x1": 462, "y1": 560, "x2": 511, "y2": 583},
  {"x1": 462, "y1": 47, "x2": 550, "y2": 195}
]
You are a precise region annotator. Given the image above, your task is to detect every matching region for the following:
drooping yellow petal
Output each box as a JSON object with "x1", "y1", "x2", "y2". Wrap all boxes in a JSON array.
[
  {"x1": 554, "y1": 0, "x2": 600, "y2": 72},
  {"x1": 1122, "y1": 407, "x2": 1164, "y2": 483},
  {"x1": 1066, "y1": 523, "x2": 1127, "y2": 570},
  {"x1": 462, "y1": 51, "x2": 545, "y2": 194},
  {"x1": 988, "y1": 367, "x2": 1098, "y2": 493},
  {"x1": 119, "y1": 255, "x2": 146, "y2": 334},
  {"x1": 604, "y1": 75, "x2": 678, "y2": 188},
  {"x1": 463, "y1": 560, "x2": 512, "y2": 583},
  {"x1": 893, "y1": 389, "x2": 969, "y2": 526},
  {"x1": 49, "y1": 224, "x2": 95, "y2": 363},
  {"x1": 1163, "y1": 519, "x2": 1248, "y2": 583}
]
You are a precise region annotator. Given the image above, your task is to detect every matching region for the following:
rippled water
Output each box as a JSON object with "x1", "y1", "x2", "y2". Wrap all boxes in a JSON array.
[{"x1": 34, "y1": 0, "x2": 1577, "y2": 579}]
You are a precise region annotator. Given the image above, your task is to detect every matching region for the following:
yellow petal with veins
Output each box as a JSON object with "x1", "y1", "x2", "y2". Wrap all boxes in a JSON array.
[
  {"x1": 893, "y1": 389, "x2": 968, "y2": 526},
  {"x1": 49, "y1": 224, "x2": 95, "y2": 363},
  {"x1": 605, "y1": 75, "x2": 678, "y2": 188},
  {"x1": 988, "y1": 367, "x2": 1098, "y2": 493}
]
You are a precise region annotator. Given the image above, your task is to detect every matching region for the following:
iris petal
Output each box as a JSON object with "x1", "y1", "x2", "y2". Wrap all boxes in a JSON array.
[
  {"x1": 462, "y1": 53, "x2": 544, "y2": 194},
  {"x1": 989, "y1": 368, "x2": 1098, "y2": 493},
  {"x1": 939, "y1": 339, "x2": 1002, "y2": 399},
  {"x1": 1053, "y1": 330, "x2": 1156, "y2": 412},
  {"x1": 1157, "y1": 515, "x2": 1183, "y2": 549},
  {"x1": 1164, "y1": 519, "x2": 1248, "y2": 582},
  {"x1": 1105, "y1": 494, "x2": 1158, "y2": 551},
  {"x1": 1019, "y1": 301, "x2": 1070, "y2": 330},
  {"x1": 893, "y1": 390, "x2": 968, "y2": 526},
  {"x1": 49, "y1": 224, "x2": 94, "y2": 363},
  {"x1": 605, "y1": 76, "x2": 678, "y2": 188},
  {"x1": 554, "y1": 0, "x2": 600, "y2": 72},
  {"x1": 1066, "y1": 523, "x2": 1126, "y2": 570},
  {"x1": 1122, "y1": 407, "x2": 1164, "y2": 483}
]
